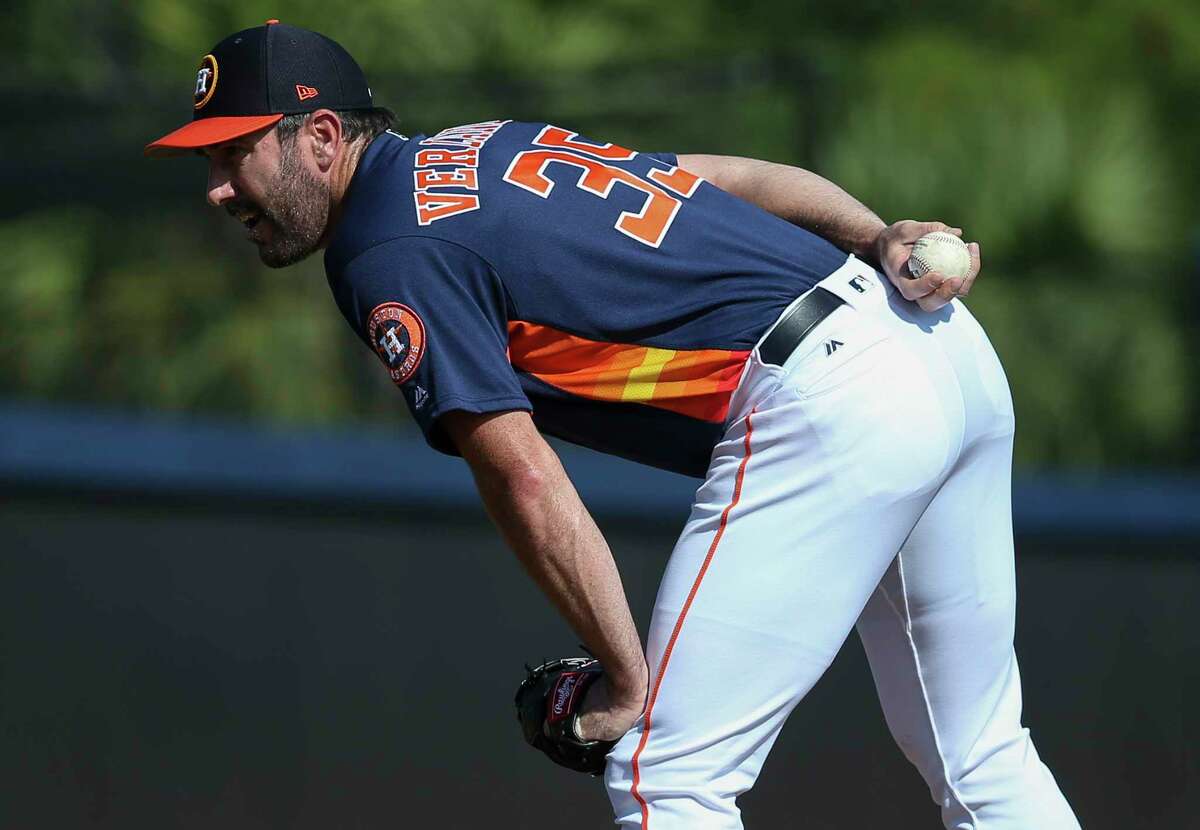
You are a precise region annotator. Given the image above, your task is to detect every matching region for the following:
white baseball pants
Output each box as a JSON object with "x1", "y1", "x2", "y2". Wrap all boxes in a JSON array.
[{"x1": 605, "y1": 257, "x2": 1080, "y2": 829}]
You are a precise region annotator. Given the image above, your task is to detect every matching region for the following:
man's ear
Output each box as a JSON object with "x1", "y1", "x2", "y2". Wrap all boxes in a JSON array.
[{"x1": 306, "y1": 109, "x2": 343, "y2": 172}]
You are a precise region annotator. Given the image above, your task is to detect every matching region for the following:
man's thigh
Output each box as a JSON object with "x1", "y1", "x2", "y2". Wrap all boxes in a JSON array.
[
  {"x1": 856, "y1": 426, "x2": 1079, "y2": 828},
  {"x1": 606, "y1": 307, "x2": 963, "y2": 828}
]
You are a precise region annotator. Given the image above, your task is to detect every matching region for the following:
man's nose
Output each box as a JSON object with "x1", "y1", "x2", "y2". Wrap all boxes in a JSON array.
[{"x1": 206, "y1": 164, "x2": 235, "y2": 207}]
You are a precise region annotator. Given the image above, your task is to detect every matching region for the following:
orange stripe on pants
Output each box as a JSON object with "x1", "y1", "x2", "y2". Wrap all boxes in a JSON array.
[{"x1": 629, "y1": 409, "x2": 756, "y2": 826}]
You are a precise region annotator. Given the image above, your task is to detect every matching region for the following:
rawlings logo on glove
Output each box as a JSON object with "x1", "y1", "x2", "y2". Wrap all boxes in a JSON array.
[{"x1": 515, "y1": 657, "x2": 616, "y2": 776}]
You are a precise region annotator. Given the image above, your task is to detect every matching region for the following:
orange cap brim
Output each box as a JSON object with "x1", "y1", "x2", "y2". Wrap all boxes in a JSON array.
[{"x1": 144, "y1": 114, "x2": 285, "y2": 158}]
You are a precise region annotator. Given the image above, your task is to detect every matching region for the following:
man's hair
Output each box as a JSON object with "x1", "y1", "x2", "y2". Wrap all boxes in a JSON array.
[{"x1": 274, "y1": 107, "x2": 397, "y2": 146}]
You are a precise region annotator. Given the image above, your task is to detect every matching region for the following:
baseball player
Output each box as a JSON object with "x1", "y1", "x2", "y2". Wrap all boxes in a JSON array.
[{"x1": 146, "y1": 21, "x2": 1080, "y2": 829}]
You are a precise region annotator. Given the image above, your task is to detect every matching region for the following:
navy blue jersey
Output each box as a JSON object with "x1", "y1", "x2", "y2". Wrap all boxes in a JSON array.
[{"x1": 324, "y1": 121, "x2": 849, "y2": 476}]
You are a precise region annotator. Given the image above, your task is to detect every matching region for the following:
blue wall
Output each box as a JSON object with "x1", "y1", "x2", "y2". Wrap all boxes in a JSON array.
[{"x1": 3, "y1": 401, "x2": 1198, "y2": 534}]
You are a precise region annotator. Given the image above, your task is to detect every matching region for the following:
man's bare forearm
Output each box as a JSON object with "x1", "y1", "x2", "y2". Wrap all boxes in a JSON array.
[
  {"x1": 676, "y1": 154, "x2": 887, "y2": 262},
  {"x1": 449, "y1": 411, "x2": 647, "y2": 699}
]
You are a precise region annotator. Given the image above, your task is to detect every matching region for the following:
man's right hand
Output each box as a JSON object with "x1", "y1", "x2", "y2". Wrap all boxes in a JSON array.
[{"x1": 872, "y1": 220, "x2": 982, "y2": 312}]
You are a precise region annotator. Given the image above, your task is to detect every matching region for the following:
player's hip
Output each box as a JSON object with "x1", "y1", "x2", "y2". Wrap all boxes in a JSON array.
[{"x1": 726, "y1": 255, "x2": 1014, "y2": 458}]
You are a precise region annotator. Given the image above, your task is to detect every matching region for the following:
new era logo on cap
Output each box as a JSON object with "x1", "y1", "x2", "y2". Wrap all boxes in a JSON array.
[{"x1": 295, "y1": 84, "x2": 319, "y2": 101}]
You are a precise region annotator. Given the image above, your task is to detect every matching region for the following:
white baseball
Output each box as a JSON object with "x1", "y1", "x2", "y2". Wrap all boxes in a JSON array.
[{"x1": 907, "y1": 231, "x2": 972, "y2": 279}]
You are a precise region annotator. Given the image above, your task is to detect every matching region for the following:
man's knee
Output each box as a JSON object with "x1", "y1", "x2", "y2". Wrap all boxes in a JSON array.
[
  {"x1": 932, "y1": 729, "x2": 1078, "y2": 830},
  {"x1": 606, "y1": 748, "x2": 744, "y2": 830},
  {"x1": 606, "y1": 783, "x2": 742, "y2": 830}
]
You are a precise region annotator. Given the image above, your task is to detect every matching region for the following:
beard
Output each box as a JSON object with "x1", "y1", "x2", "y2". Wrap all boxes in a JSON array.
[{"x1": 240, "y1": 140, "x2": 331, "y2": 268}]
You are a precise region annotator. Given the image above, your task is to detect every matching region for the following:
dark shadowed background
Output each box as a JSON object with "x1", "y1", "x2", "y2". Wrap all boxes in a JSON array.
[{"x1": 2, "y1": 1, "x2": 1198, "y2": 827}]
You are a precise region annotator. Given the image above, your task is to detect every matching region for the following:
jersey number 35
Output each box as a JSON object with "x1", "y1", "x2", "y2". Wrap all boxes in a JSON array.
[{"x1": 503, "y1": 126, "x2": 701, "y2": 249}]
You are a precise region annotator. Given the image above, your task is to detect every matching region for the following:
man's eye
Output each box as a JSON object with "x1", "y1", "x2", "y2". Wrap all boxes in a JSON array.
[{"x1": 201, "y1": 144, "x2": 249, "y2": 164}]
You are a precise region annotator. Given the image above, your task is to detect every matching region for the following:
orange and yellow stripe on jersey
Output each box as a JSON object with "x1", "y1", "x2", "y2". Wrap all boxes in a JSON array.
[{"x1": 508, "y1": 321, "x2": 750, "y2": 423}]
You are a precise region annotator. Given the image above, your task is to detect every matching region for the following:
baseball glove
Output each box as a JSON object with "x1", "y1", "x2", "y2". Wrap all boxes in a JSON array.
[{"x1": 514, "y1": 656, "x2": 616, "y2": 776}]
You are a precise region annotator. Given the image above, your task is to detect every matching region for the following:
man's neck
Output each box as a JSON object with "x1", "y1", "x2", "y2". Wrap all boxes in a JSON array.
[
  {"x1": 322, "y1": 137, "x2": 370, "y2": 248},
  {"x1": 331, "y1": 137, "x2": 369, "y2": 209}
]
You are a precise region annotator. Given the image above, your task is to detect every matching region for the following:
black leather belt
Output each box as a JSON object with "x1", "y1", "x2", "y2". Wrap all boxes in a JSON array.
[{"x1": 758, "y1": 287, "x2": 845, "y2": 367}]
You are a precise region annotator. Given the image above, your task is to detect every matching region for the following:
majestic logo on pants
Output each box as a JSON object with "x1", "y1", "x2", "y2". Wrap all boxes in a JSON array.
[{"x1": 367, "y1": 302, "x2": 426, "y2": 387}]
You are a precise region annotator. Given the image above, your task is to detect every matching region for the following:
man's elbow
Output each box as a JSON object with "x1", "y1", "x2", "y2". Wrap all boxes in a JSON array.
[
  {"x1": 676, "y1": 154, "x2": 765, "y2": 195},
  {"x1": 494, "y1": 457, "x2": 553, "y2": 510},
  {"x1": 441, "y1": 409, "x2": 560, "y2": 511}
]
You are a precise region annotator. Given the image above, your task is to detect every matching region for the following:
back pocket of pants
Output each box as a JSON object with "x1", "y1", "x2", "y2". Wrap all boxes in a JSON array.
[{"x1": 785, "y1": 309, "x2": 890, "y2": 400}]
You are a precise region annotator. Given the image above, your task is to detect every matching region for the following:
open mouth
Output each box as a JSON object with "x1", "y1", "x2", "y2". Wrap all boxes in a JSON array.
[{"x1": 228, "y1": 205, "x2": 264, "y2": 233}]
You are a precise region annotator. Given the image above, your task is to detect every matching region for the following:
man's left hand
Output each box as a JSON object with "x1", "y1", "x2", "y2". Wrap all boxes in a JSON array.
[
  {"x1": 515, "y1": 656, "x2": 644, "y2": 776},
  {"x1": 575, "y1": 670, "x2": 646, "y2": 743}
]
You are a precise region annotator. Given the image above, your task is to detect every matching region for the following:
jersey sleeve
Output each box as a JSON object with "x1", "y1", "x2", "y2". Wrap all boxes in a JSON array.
[
  {"x1": 642, "y1": 151, "x2": 679, "y2": 168},
  {"x1": 331, "y1": 236, "x2": 531, "y2": 455}
]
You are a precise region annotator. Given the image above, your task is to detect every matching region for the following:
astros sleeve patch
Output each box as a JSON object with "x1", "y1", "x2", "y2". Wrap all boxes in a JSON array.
[
  {"x1": 331, "y1": 236, "x2": 531, "y2": 456},
  {"x1": 367, "y1": 302, "x2": 426, "y2": 386}
]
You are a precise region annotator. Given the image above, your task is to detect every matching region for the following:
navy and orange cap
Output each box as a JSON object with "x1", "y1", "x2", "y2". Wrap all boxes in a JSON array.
[{"x1": 145, "y1": 20, "x2": 373, "y2": 157}]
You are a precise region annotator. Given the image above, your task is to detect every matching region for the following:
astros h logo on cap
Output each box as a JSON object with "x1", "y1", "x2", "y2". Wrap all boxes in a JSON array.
[
  {"x1": 194, "y1": 54, "x2": 218, "y2": 110},
  {"x1": 145, "y1": 19, "x2": 374, "y2": 157}
]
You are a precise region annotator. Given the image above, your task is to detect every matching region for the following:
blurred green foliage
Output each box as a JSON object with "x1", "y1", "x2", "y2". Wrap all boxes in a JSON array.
[{"x1": 3, "y1": 0, "x2": 1197, "y2": 468}]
